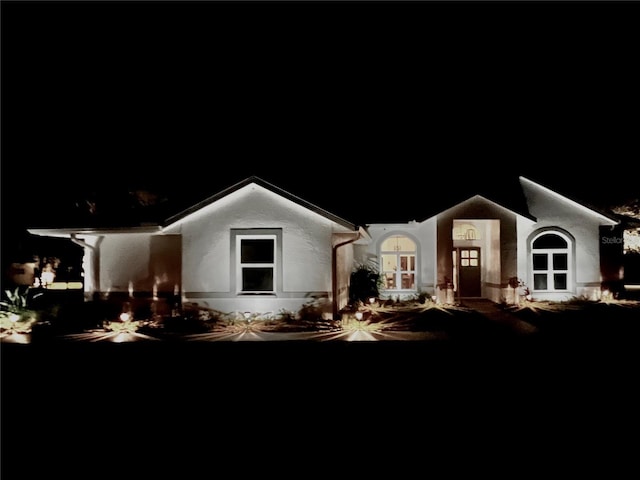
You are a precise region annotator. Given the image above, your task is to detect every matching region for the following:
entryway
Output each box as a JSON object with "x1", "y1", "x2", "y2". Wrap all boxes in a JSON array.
[{"x1": 454, "y1": 247, "x2": 481, "y2": 297}]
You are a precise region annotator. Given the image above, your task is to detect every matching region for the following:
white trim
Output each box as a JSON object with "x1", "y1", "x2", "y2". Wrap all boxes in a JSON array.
[
  {"x1": 235, "y1": 234, "x2": 277, "y2": 294},
  {"x1": 530, "y1": 230, "x2": 573, "y2": 294},
  {"x1": 28, "y1": 226, "x2": 161, "y2": 237}
]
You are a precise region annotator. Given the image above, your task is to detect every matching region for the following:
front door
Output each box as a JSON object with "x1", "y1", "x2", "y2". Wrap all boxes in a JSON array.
[{"x1": 456, "y1": 247, "x2": 481, "y2": 297}]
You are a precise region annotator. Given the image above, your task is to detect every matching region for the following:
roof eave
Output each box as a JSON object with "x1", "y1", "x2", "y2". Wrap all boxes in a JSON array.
[{"x1": 163, "y1": 175, "x2": 358, "y2": 231}]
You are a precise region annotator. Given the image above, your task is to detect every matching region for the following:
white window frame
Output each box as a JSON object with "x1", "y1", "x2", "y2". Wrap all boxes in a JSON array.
[
  {"x1": 236, "y1": 234, "x2": 277, "y2": 294},
  {"x1": 380, "y1": 234, "x2": 417, "y2": 293},
  {"x1": 530, "y1": 231, "x2": 572, "y2": 293}
]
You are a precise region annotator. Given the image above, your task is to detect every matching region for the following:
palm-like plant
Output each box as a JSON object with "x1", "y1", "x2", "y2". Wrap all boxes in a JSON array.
[{"x1": 0, "y1": 287, "x2": 38, "y2": 335}]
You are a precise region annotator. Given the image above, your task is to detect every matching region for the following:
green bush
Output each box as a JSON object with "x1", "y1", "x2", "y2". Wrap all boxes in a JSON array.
[{"x1": 349, "y1": 261, "x2": 383, "y2": 304}]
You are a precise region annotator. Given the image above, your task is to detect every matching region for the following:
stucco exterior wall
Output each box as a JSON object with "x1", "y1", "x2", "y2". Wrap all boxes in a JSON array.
[
  {"x1": 420, "y1": 218, "x2": 438, "y2": 295},
  {"x1": 482, "y1": 219, "x2": 503, "y2": 303},
  {"x1": 163, "y1": 183, "x2": 354, "y2": 316},
  {"x1": 98, "y1": 233, "x2": 155, "y2": 293},
  {"x1": 520, "y1": 179, "x2": 611, "y2": 300}
]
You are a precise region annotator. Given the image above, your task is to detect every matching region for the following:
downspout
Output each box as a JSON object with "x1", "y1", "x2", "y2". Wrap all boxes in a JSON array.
[
  {"x1": 332, "y1": 228, "x2": 365, "y2": 320},
  {"x1": 70, "y1": 234, "x2": 104, "y2": 300},
  {"x1": 455, "y1": 246, "x2": 461, "y2": 304}
]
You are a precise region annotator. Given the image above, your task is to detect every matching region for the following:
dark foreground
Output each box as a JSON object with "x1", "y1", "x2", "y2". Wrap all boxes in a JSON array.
[
  {"x1": 5, "y1": 316, "x2": 640, "y2": 472},
  {"x1": 4, "y1": 333, "x2": 640, "y2": 406},
  {"x1": 3, "y1": 335, "x2": 640, "y2": 477}
]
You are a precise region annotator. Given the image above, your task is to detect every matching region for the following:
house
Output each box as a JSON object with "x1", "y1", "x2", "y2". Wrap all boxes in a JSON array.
[
  {"x1": 363, "y1": 176, "x2": 622, "y2": 305},
  {"x1": 27, "y1": 175, "x2": 625, "y2": 320},
  {"x1": 28, "y1": 176, "x2": 371, "y2": 320}
]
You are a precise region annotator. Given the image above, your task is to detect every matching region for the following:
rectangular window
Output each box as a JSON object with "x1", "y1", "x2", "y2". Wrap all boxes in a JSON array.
[
  {"x1": 237, "y1": 235, "x2": 276, "y2": 293},
  {"x1": 384, "y1": 272, "x2": 395, "y2": 289},
  {"x1": 460, "y1": 249, "x2": 478, "y2": 267},
  {"x1": 382, "y1": 254, "x2": 397, "y2": 289},
  {"x1": 534, "y1": 273, "x2": 547, "y2": 290},
  {"x1": 241, "y1": 239, "x2": 274, "y2": 263},
  {"x1": 553, "y1": 253, "x2": 568, "y2": 270},
  {"x1": 401, "y1": 273, "x2": 415, "y2": 289},
  {"x1": 381, "y1": 253, "x2": 416, "y2": 291},
  {"x1": 553, "y1": 273, "x2": 567, "y2": 290},
  {"x1": 533, "y1": 253, "x2": 548, "y2": 270},
  {"x1": 242, "y1": 267, "x2": 273, "y2": 291},
  {"x1": 382, "y1": 254, "x2": 398, "y2": 271}
]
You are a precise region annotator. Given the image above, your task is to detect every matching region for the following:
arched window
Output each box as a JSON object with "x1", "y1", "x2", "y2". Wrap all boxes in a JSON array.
[
  {"x1": 531, "y1": 231, "x2": 570, "y2": 292},
  {"x1": 453, "y1": 223, "x2": 481, "y2": 240},
  {"x1": 380, "y1": 235, "x2": 417, "y2": 291}
]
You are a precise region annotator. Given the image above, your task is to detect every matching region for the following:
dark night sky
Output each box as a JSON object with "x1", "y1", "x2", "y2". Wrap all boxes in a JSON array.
[{"x1": 2, "y1": 1, "x2": 639, "y2": 260}]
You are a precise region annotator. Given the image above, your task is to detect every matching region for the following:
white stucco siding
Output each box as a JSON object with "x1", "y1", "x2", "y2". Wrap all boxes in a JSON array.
[
  {"x1": 564, "y1": 222, "x2": 599, "y2": 287},
  {"x1": 483, "y1": 219, "x2": 502, "y2": 302},
  {"x1": 165, "y1": 183, "x2": 350, "y2": 295},
  {"x1": 516, "y1": 215, "x2": 531, "y2": 282},
  {"x1": 182, "y1": 225, "x2": 230, "y2": 293},
  {"x1": 523, "y1": 182, "x2": 606, "y2": 283},
  {"x1": 575, "y1": 228, "x2": 602, "y2": 288},
  {"x1": 518, "y1": 219, "x2": 602, "y2": 300},
  {"x1": 283, "y1": 225, "x2": 333, "y2": 292},
  {"x1": 417, "y1": 219, "x2": 437, "y2": 293},
  {"x1": 520, "y1": 215, "x2": 602, "y2": 286},
  {"x1": 99, "y1": 234, "x2": 153, "y2": 292}
]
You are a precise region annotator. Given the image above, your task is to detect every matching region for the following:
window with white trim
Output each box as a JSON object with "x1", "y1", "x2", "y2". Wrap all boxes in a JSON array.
[
  {"x1": 236, "y1": 234, "x2": 276, "y2": 293},
  {"x1": 380, "y1": 235, "x2": 417, "y2": 292},
  {"x1": 531, "y1": 232, "x2": 570, "y2": 292}
]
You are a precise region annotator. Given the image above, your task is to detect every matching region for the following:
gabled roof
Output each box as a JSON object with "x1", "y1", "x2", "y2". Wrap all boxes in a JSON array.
[
  {"x1": 425, "y1": 193, "x2": 537, "y2": 223},
  {"x1": 519, "y1": 176, "x2": 619, "y2": 226},
  {"x1": 411, "y1": 175, "x2": 622, "y2": 226},
  {"x1": 409, "y1": 175, "x2": 536, "y2": 223},
  {"x1": 163, "y1": 175, "x2": 358, "y2": 231}
]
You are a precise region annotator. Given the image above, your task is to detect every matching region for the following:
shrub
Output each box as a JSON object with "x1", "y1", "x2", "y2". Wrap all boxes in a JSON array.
[{"x1": 349, "y1": 261, "x2": 384, "y2": 304}]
